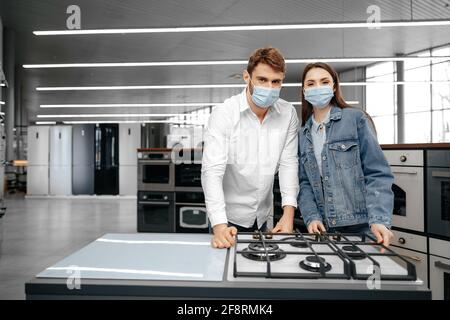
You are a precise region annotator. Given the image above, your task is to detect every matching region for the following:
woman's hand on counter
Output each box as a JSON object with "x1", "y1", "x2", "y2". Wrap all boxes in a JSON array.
[
  {"x1": 211, "y1": 224, "x2": 237, "y2": 249},
  {"x1": 371, "y1": 223, "x2": 394, "y2": 253},
  {"x1": 307, "y1": 220, "x2": 326, "y2": 234}
]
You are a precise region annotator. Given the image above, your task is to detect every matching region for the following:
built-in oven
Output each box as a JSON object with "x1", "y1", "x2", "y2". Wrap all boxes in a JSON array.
[
  {"x1": 137, "y1": 191, "x2": 175, "y2": 232},
  {"x1": 391, "y1": 230, "x2": 428, "y2": 288},
  {"x1": 430, "y1": 237, "x2": 450, "y2": 300},
  {"x1": 137, "y1": 150, "x2": 175, "y2": 192},
  {"x1": 384, "y1": 150, "x2": 424, "y2": 233},
  {"x1": 175, "y1": 192, "x2": 209, "y2": 233},
  {"x1": 427, "y1": 150, "x2": 450, "y2": 239}
]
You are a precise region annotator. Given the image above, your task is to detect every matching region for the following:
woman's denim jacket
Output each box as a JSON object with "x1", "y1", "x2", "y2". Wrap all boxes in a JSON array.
[{"x1": 298, "y1": 106, "x2": 394, "y2": 228}]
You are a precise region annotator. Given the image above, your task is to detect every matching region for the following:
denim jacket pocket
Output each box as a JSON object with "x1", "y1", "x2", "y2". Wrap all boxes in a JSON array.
[{"x1": 328, "y1": 140, "x2": 359, "y2": 169}]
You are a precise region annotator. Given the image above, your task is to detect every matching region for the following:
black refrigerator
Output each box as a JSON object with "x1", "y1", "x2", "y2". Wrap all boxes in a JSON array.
[
  {"x1": 72, "y1": 125, "x2": 95, "y2": 195},
  {"x1": 94, "y1": 124, "x2": 119, "y2": 195}
]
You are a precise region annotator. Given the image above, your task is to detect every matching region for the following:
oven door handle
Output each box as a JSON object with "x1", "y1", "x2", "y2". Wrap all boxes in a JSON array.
[
  {"x1": 431, "y1": 171, "x2": 450, "y2": 179},
  {"x1": 434, "y1": 260, "x2": 450, "y2": 271},
  {"x1": 399, "y1": 254, "x2": 423, "y2": 262},
  {"x1": 138, "y1": 201, "x2": 170, "y2": 205},
  {"x1": 391, "y1": 170, "x2": 419, "y2": 175}
]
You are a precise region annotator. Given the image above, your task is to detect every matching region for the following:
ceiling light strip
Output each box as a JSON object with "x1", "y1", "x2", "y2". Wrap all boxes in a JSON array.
[
  {"x1": 40, "y1": 103, "x2": 221, "y2": 108},
  {"x1": 33, "y1": 20, "x2": 450, "y2": 35},
  {"x1": 35, "y1": 80, "x2": 450, "y2": 91},
  {"x1": 37, "y1": 113, "x2": 205, "y2": 118},
  {"x1": 23, "y1": 56, "x2": 450, "y2": 69},
  {"x1": 40, "y1": 101, "x2": 359, "y2": 108}
]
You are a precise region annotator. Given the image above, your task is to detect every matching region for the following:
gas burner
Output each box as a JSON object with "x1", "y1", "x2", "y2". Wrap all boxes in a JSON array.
[
  {"x1": 341, "y1": 245, "x2": 366, "y2": 260},
  {"x1": 242, "y1": 243, "x2": 286, "y2": 261},
  {"x1": 299, "y1": 255, "x2": 332, "y2": 272},
  {"x1": 281, "y1": 236, "x2": 309, "y2": 248}
]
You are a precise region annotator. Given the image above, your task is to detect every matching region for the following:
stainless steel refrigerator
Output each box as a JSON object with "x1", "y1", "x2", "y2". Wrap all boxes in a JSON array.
[
  {"x1": 49, "y1": 126, "x2": 72, "y2": 195},
  {"x1": 94, "y1": 124, "x2": 119, "y2": 195},
  {"x1": 72, "y1": 125, "x2": 95, "y2": 195}
]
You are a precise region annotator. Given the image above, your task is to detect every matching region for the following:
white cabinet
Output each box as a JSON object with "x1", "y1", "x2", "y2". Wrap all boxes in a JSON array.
[
  {"x1": 49, "y1": 166, "x2": 72, "y2": 195},
  {"x1": 27, "y1": 126, "x2": 49, "y2": 165},
  {"x1": 119, "y1": 124, "x2": 140, "y2": 195},
  {"x1": 50, "y1": 126, "x2": 72, "y2": 166},
  {"x1": 27, "y1": 165, "x2": 49, "y2": 195},
  {"x1": 119, "y1": 165, "x2": 137, "y2": 196},
  {"x1": 27, "y1": 126, "x2": 50, "y2": 195},
  {"x1": 49, "y1": 126, "x2": 72, "y2": 195},
  {"x1": 119, "y1": 124, "x2": 140, "y2": 166}
]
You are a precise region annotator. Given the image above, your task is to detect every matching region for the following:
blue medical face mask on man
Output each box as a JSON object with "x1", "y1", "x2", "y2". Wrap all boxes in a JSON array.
[
  {"x1": 249, "y1": 80, "x2": 281, "y2": 109},
  {"x1": 304, "y1": 85, "x2": 334, "y2": 109}
]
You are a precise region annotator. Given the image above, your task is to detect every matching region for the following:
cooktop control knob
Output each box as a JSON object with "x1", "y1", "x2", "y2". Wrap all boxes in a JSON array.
[
  {"x1": 400, "y1": 155, "x2": 407, "y2": 162},
  {"x1": 398, "y1": 237, "x2": 406, "y2": 245}
]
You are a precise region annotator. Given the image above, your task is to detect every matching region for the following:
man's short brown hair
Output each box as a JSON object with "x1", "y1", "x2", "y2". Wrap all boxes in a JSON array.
[{"x1": 246, "y1": 47, "x2": 286, "y2": 75}]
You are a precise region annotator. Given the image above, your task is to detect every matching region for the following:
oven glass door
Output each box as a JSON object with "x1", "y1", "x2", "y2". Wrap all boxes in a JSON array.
[
  {"x1": 180, "y1": 207, "x2": 208, "y2": 228},
  {"x1": 175, "y1": 164, "x2": 202, "y2": 187},
  {"x1": 427, "y1": 168, "x2": 450, "y2": 237},
  {"x1": 138, "y1": 198, "x2": 174, "y2": 232},
  {"x1": 143, "y1": 163, "x2": 169, "y2": 184},
  {"x1": 138, "y1": 160, "x2": 174, "y2": 191},
  {"x1": 391, "y1": 167, "x2": 424, "y2": 232}
]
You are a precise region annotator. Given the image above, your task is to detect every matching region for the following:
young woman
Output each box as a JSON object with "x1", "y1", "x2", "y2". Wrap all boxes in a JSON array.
[{"x1": 298, "y1": 62, "x2": 394, "y2": 248}]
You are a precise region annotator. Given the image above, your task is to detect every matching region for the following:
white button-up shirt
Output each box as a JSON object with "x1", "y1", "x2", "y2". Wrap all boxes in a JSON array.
[{"x1": 201, "y1": 89, "x2": 299, "y2": 228}]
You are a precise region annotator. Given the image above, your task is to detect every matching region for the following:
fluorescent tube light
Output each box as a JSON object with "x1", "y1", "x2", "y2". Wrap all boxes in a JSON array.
[
  {"x1": 40, "y1": 103, "x2": 222, "y2": 108},
  {"x1": 23, "y1": 56, "x2": 450, "y2": 69},
  {"x1": 37, "y1": 113, "x2": 203, "y2": 118},
  {"x1": 33, "y1": 20, "x2": 450, "y2": 36}
]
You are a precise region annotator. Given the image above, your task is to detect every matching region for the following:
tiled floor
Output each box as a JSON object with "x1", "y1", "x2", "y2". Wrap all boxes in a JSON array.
[{"x1": 0, "y1": 194, "x2": 136, "y2": 300}]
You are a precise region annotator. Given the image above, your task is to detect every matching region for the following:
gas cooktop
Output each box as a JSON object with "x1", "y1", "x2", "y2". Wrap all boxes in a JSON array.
[{"x1": 231, "y1": 231, "x2": 417, "y2": 281}]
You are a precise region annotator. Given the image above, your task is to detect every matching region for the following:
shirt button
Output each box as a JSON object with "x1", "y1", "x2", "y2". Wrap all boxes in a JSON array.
[
  {"x1": 324, "y1": 176, "x2": 329, "y2": 181},
  {"x1": 322, "y1": 156, "x2": 327, "y2": 161},
  {"x1": 341, "y1": 144, "x2": 346, "y2": 149},
  {"x1": 328, "y1": 197, "x2": 332, "y2": 202},
  {"x1": 331, "y1": 219, "x2": 336, "y2": 225}
]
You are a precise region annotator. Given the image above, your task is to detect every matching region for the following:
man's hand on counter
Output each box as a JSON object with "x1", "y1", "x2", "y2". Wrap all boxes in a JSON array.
[
  {"x1": 271, "y1": 206, "x2": 295, "y2": 233},
  {"x1": 211, "y1": 224, "x2": 237, "y2": 249}
]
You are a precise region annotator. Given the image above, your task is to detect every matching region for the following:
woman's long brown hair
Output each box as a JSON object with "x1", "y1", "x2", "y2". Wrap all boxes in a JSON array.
[{"x1": 300, "y1": 62, "x2": 376, "y2": 134}]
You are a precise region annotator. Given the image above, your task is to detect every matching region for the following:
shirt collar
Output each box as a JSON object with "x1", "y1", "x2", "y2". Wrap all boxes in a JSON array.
[{"x1": 311, "y1": 108, "x2": 331, "y2": 133}]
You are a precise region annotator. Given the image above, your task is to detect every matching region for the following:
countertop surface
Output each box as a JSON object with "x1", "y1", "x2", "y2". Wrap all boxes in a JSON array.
[
  {"x1": 381, "y1": 143, "x2": 450, "y2": 149},
  {"x1": 36, "y1": 233, "x2": 227, "y2": 282},
  {"x1": 26, "y1": 233, "x2": 431, "y2": 299}
]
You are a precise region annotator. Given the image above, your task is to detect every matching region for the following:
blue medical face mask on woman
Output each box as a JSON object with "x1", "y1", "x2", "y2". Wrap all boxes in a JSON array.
[
  {"x1": 304, "y1": 85, "x2": 334, "y2": 109},
  {"x1": 250, "y1": 81, "x2": 281, "y2": 109}
]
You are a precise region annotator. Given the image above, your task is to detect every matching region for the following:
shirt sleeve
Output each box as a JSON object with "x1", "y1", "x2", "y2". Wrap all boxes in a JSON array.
[
  {"x1": 201, "y1": 107, "x2": 230, "y2": 227},
  {"x1": 278, "y1": 108, "x2": 300, "y2": 208}
]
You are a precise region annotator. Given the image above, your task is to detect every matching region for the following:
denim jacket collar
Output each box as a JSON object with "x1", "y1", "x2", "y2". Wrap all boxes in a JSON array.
[{"x1": 302, "y1": 106, "x2": 342, "y2": 134}]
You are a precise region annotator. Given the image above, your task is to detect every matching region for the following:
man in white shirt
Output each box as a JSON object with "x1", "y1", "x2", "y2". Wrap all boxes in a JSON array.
[{"x1": 201, "y1": 47, "x2": 299, "y2": 249}]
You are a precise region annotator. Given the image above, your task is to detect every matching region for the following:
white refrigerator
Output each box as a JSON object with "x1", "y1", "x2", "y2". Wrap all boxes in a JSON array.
[
  {"x1": 119, "y1": 124, "x2": 140, "y2": 195},
  {"x1": 49, "y1": 126, "x2": 72, "y2": 195},
  {"x1": 27, "y1": 126, "x2": 50, "y2": 195}
]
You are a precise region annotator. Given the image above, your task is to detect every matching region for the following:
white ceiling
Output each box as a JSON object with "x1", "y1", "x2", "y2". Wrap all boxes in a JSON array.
[{"x1": 1, "y1": 0, "x2": 450, "y2": 123}]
